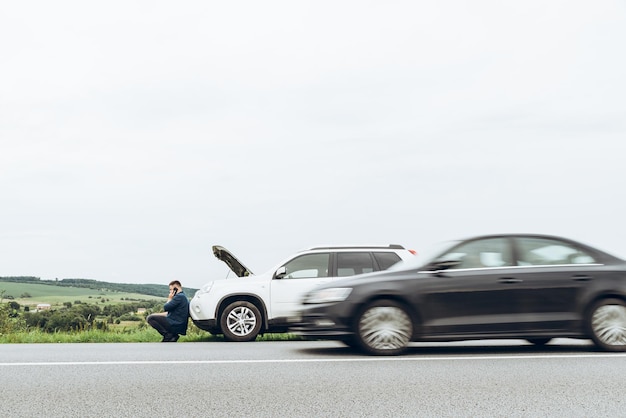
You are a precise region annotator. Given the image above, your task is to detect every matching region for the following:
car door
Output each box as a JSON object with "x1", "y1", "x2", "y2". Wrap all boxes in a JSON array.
[
  {"x1": 418, "y1": 237, "x2": 524, "y2": 335},
  {"x1": 509, "y1": 236, "x2": 602, "y2": 331},
  {"x1": 269, "y1": 252, "x2": 333, "y2": 320}
]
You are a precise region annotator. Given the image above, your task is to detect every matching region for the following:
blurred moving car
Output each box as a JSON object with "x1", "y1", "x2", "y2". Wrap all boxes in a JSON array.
[
  {"x1": 190, "y1": 244, "x2": 416, "y2": 341},
  {"x1": 292, "y1": 234, "x2": 626, "y2": 355}
]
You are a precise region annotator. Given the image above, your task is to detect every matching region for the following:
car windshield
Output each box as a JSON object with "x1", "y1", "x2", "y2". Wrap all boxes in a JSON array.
[{"x1": 389, "y1": 240, "x2": 459, "y2": 271}]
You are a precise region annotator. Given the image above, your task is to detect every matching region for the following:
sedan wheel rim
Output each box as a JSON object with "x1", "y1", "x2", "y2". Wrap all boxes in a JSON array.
[
  {"x1": 227, "y1": 306, "x2": 257, "y2": 336},
  {"x1": 592, "y1": 304, "x2": 626, "y2": 346},
  {"x1": 359, "y1": 306, "x2": 411, "y2": 351}
]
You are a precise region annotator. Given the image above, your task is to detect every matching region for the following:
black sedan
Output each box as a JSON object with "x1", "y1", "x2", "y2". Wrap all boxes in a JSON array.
[{"x1": 292, "y1": 234, "x2": 626, "y2": 355}]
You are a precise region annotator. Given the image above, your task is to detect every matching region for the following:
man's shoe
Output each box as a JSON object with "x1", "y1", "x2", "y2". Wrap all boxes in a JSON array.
[{"x1": 162, "y1": 334, "x2": 179, "y2": 342}]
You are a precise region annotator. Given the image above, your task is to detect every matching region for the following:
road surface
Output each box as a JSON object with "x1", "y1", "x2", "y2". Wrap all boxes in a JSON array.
[{"x1": 1, "y1": 339, "x2": 624, "y2": 417}]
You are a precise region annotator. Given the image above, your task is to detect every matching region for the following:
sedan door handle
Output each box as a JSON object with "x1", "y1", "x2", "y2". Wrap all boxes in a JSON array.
[
  {"x1": 572, "y1": 275, "x2": 592, "y2": 281},
  {"x1": 499, "y1": 278, "x2": 523, "y2": 284}
]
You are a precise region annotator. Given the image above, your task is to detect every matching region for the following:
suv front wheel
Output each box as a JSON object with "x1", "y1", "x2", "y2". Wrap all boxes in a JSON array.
[{"x1": 220, "y1": 301, "x2": 263, "y2": 342}]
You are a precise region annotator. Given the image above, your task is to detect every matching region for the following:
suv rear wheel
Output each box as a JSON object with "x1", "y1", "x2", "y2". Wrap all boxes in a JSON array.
[
  {"x1": 220, "y1": 301, "x2": 262, "y2": 342},
  {"x1": 355, "y1": 299, "x2": 413, "y2": 356}
]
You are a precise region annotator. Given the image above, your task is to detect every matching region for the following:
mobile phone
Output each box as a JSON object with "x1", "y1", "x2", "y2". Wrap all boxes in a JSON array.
[{"x1": 172, "y1": 288, "x2": 178, "y2": 296}]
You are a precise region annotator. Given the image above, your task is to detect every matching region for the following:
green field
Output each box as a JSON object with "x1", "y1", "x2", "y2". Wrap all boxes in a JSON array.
[
  {"x1": 0, "y1": 281, "x2": 163, "y2": 308},
  {"x1": 0, "y1": 280, "x2": 305, "y2": 343}
]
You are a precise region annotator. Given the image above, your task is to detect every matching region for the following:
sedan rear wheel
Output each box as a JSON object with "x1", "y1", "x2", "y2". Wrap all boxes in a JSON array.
[
  {"x1": 340, "y1": 336, "x2": 359, "y2": 349},
  {"x1": 356, "y1": 300, "x2": 413, "y2": 356},
  {"x1": 588, "y1": 299, "x2": 626, "y2": 351},
  {"x1": 220, "y1": 301, "x2": 262, "y2": 342}
]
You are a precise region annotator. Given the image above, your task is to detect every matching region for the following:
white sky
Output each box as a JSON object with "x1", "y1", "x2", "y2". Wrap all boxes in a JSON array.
[{"x1": 1, "y1": 1, "x2": 625, "y2": 290}]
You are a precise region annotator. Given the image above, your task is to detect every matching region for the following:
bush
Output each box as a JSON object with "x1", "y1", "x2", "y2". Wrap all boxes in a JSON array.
[
  {"x1": 23, "y1": 304, "x2": 101, "y2": 332},
  {"x1": 118, "y1": 313, "x2": 142, "y2": 322},
  {"x1": 0, "y1": 303, "x2": 26, "y2": 333},
  {"x1": 4, "y1": 300, "x2": 162, "y2": 335}
]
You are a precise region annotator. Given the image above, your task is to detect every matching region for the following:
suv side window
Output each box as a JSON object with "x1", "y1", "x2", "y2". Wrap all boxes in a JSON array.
[
  {"x1": 373, "y1": 252, "x2": 402, "y2": 270},
  {"x1": 337, "y1": 252, "x2": 375, "y2": 277},
  {"x1": 283, "y1": 253, "x2": 330, "y2": 279}
]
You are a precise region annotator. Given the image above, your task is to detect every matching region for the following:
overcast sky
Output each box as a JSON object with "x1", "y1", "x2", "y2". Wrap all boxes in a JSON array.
[{"x1": 1, "y1": 1, "x2": 625, "y2": 290}]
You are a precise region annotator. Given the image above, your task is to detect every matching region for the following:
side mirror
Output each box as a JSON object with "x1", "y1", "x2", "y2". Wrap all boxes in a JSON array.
[
  {"x1": 274, "y1": 266, "x2": 287, "y2": 280},
  {"x1": 428, "y1": 259, "x2": 461, "y2": 272}
]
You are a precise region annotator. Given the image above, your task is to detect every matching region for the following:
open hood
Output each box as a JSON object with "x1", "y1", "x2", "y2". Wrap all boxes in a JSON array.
[{"x1": 212, "y1": 245, "x2": 253, "y2": 277}]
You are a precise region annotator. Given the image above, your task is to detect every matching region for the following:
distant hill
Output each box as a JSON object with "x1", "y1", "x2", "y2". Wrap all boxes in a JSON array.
[{"x1": 0, "y1": 276, "x2": 198, "y2": 298}]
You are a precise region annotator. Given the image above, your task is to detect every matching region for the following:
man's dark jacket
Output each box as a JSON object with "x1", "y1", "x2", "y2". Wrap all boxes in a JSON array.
[{"x1": 164, "y1": 292, "x2": 189, "y2": 335}]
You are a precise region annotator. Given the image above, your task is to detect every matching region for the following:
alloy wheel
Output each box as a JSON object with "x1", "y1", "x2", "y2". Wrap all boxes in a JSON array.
[
  {"x1": 591, "y1": 303, "x2": 626, "y2": 349},
  {"x1": 358, "y1": 302, "x2": 412, "y2": 355},
  {"x1": 220, "y1": 301, "x2": 262, "y2": 342},
  {"x1": 227, "y1": 306, "x2": 257, "y2": 336}
]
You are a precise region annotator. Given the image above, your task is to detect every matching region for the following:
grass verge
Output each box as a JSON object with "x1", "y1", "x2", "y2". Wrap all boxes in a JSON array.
[{"x1": 0, "y1": 328, "x2": 303, "y2": 343}]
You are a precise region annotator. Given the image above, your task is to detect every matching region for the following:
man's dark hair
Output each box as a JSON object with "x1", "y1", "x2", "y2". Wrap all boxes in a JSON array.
[{"x1": 169, "y1": 280, "x2": 182, "y2": 288}]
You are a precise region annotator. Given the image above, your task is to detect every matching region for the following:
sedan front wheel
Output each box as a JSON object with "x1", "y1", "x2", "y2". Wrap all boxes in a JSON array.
[
  {"x1": 355, "y1": 300, "x2": 413, "y2": 356},
  {"x1": 588, "y1": 298, "x2": 626, "y2": 351}
]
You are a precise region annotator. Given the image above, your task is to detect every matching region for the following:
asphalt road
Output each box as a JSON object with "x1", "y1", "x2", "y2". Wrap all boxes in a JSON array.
[{"x1": 1, "y1": 339, "x2": 625, "y2": 417}]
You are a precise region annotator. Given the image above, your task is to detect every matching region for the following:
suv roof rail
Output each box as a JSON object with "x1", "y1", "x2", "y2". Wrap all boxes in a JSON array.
[{"x1": 308, "y1": 244, "x2": 406, "y2": 250}]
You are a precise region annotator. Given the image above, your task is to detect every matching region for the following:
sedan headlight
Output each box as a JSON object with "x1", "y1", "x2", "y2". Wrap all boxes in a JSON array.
[{"x1": 304, "y1": 287, "x2": 352, "y2": 304}]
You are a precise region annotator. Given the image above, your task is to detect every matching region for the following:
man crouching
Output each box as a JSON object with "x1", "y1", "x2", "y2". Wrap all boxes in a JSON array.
[{"x1": 146, "y1": 280, "x2": 189, "y2": 342}]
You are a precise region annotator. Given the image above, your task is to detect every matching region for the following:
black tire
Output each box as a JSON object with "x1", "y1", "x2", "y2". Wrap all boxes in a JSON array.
[
  {"x1": 355, "y1": 299, "x2": 413, "y2": 356},
  {"x1": 220, "y1": 301, "x2": 263, "y2": 342},
  {"x1": 340, "y1": 336, "x2": 359, "y2": 349},
  {"x1": 526, "y1": 338, "x2": 552, "y2": 346},
  {"x1": 588, "y1": 298, "x2": 626, "y2": 351}
]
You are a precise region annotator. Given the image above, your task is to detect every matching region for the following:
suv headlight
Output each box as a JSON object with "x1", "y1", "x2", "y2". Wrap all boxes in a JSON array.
[
  {"x1": 195, "y1": 282, "x2": 214, "y2": 296},
  {"x1": 304, "y1": 287, "x2": 352, "y2": 304}
]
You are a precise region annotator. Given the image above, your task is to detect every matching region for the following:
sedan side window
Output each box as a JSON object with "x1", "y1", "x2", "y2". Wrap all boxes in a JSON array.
[
  {"x1": 282, "y1": 253, "x2": 330, "y2": 279},
  {"x1": 438, "y1": 238, "x2": 512, "y2": 269},
  {"x1": 516, "y1": 238, "x2": 596, "y2": 266}
]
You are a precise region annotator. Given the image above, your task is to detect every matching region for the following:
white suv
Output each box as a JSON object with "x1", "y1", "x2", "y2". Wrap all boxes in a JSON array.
[{"x1": 190, "y1": 244, "x2": 416, "y2": 341}]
